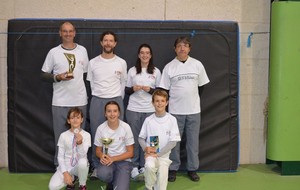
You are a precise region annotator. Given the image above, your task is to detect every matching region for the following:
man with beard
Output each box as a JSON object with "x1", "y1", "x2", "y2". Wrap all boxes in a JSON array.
[{"x1": 87, "y1": 31, "x2": 127, "y2": 178}]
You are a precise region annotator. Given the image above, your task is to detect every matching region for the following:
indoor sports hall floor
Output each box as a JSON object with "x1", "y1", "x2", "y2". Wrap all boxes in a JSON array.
[{"x1": 1, "y1": 164, "x2": 300, "y2": 190}]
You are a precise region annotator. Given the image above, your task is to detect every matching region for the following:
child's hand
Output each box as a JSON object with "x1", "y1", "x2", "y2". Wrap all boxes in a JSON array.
[
  {"x1": 63, "y1": 172, "x2": 73, "y2": 186},
  {"x1": 75, "y1": 133, "x2": 83, "y2": 145},
  {"x1": 144, "y1": 152, "x2": 158, "y2": 158},
  {"x1": 100, "y1": 154, "x2": 114, "y2": 166},
  {"x1": 145, "y1": 146, "x2": 156, "y2": 154}
]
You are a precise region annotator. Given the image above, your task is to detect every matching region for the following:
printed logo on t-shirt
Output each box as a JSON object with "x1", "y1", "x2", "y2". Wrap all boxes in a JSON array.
[
  {"x1": 119, "y1": 136, "x2": 125, "y2": 142},
  {"x1": 172, "y1": 73, "x2": 199, "y2": 85},
  {"x1": 79, "y1": 60, "x2": 84, "y2": 66},
  {"x1": 148, "y1": 75, "x2": 156, "y2": 80},
  {"x1": 177, "y1": 75, "x2": 196, "y2": 81},
  {"x1": 166, "y1": 130, "x2": 171, "y2": 136},
  {"x1": 115, "y1": 70, "x2": 122, "y2": 76}
]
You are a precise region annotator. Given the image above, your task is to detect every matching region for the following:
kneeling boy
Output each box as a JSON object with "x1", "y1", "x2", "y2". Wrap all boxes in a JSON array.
[{"x1": 139, "y1": 89, "x2": 181, "y2": 190}]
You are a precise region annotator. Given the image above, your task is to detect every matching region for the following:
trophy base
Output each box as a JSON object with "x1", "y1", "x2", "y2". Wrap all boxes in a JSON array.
[{"x1": 65, "y1": 73, "x2": 74, "y2": 79}]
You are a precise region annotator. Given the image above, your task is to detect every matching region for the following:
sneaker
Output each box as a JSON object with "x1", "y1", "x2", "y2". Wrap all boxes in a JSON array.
[
  {"x1": 66, "y1": 175, "x2": 78, "y2": 190},
  {"x1": 168, "y1": 170, "x2": 177, "y2": 182},
  {"x1": 187, "y1": 171, "x2": 200, "y2": 182},
  {"x1": 89, "y1": 168, "x2": 98, "y2": 181},
  {"x1": 79, "y1": 185, "x2": 87, "y2": 190},
  {"x1": 106, "y1": 182, "x2": 113, "y2": 190},
  {"x1": 66, "y1": 185, "x2": 75, "y2": 190},
  {"x1": 72, "y1": 176, "x2": 78, "y2": 185},
  {"x1": 131, "y1": 167, "x2": 139, "y2": 179},
  {"x1": 138, "y1": 167, "x2": 145, "y2": 174},
  {"x1": 131, "y1": 167, "x2": 145, "y2": 181}
]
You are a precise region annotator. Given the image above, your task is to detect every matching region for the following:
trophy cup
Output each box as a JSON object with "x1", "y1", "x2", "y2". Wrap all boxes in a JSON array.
[
  {"x1": 101, "y1": 138, "x2": 113, "y2": 154},
  {"x1": 64, "y1": 53, "x2": 76, "y2": 79}
]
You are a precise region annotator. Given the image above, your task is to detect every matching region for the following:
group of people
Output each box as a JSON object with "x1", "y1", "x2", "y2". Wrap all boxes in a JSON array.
[{"x1": 42, "y1": 21, "x2": 209, "y2": 190}]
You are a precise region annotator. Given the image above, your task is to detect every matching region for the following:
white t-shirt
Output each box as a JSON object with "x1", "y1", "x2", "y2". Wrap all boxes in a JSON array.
[
  {"x1": 159, "y1": 56, "x2": 209, "y2": 114},
  {"x1": 139, "y1": 113, "x2": 181, "y2": 158},
  {"x1": 57, "y1": 129, "x2": 91, "y2": 173},
  {"x1": 94, "y1": 120, "x2": 134, "y2": 161},
  {"x1": 87, "y1": 55, "x2": 127, "y2": 98},
  {"x1": 41, "y1": 44, "x2": 89, "y2": 106},
  {"x1": 126, "y1": 67, "x2": 161, "y2": 112}
]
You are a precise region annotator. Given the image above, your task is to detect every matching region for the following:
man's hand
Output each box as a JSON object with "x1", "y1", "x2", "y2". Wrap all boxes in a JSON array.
[{"x1": 56, "y1": 72, "x2": 73, "y2": 81}]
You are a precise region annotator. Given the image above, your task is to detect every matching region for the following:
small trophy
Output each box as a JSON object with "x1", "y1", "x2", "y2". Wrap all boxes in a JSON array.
[
  {"x1": 101, "y1": 138, "x2": 113, "y2": 155},
  {"x1": 150, "y1": 136, "x2": 159, "y2": 153},
  {"x1": 64, "y1": 53, "x2": 76, "y2": 79}
]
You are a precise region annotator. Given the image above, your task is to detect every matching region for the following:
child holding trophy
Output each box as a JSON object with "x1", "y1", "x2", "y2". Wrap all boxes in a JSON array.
[
  {"x1": 139, "y1": 89, "x2": 181, "y2": 190},
  {"x1": 48, "y1": 107, "x2": 91, "y2": 190},
  {"x1": 94, "y1": 101, "x2": 134, "y2": 190}
]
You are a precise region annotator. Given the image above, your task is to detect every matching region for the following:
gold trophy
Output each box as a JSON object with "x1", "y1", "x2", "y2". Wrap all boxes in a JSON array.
[
  {"x1": 101, "y1": 138, "x2": 113, "y2": 155},
  {"x1": 64, "y1": 53, "x2": 76, "y2": 79}
]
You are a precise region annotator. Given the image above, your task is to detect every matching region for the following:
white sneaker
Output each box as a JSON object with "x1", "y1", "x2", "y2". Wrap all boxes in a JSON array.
[
  {"x1": 131, "y1": 167, "x2": 145, "y2": 181},
  {"x1": 131, "y1": 167, "x2": 140, "y2": 179},
  {"x1": 139, "y1": 167, "x2": 145, "y2": 174}
]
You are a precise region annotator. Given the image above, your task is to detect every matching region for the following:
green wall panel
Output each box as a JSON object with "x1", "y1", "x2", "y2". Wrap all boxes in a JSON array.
[{"x1": 267, "y1": 2, "x2": 300, "y2": 161}]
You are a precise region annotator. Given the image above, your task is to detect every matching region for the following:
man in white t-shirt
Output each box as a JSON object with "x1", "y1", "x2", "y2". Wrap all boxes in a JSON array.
[
  {"x1": 159, "y1": 36, "x2": 210, "y2": 182},
  {"x1": 87, "y1": 31, "x2": 127, "y2": 175},
  {"x1": 41, "y1": 22, "x2": 89, "y2": 166}
]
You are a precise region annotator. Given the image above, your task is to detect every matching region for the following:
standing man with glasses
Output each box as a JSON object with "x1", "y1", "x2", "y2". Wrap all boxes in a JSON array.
[{"x1": 159, "y1": 36, "x2": 210, "y2": 182}]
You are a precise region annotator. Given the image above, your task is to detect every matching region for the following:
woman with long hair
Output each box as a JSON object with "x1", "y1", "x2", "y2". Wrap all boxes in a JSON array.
[{"x1": 125, "y1": 43, "x2": 161, "y2": 180}]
